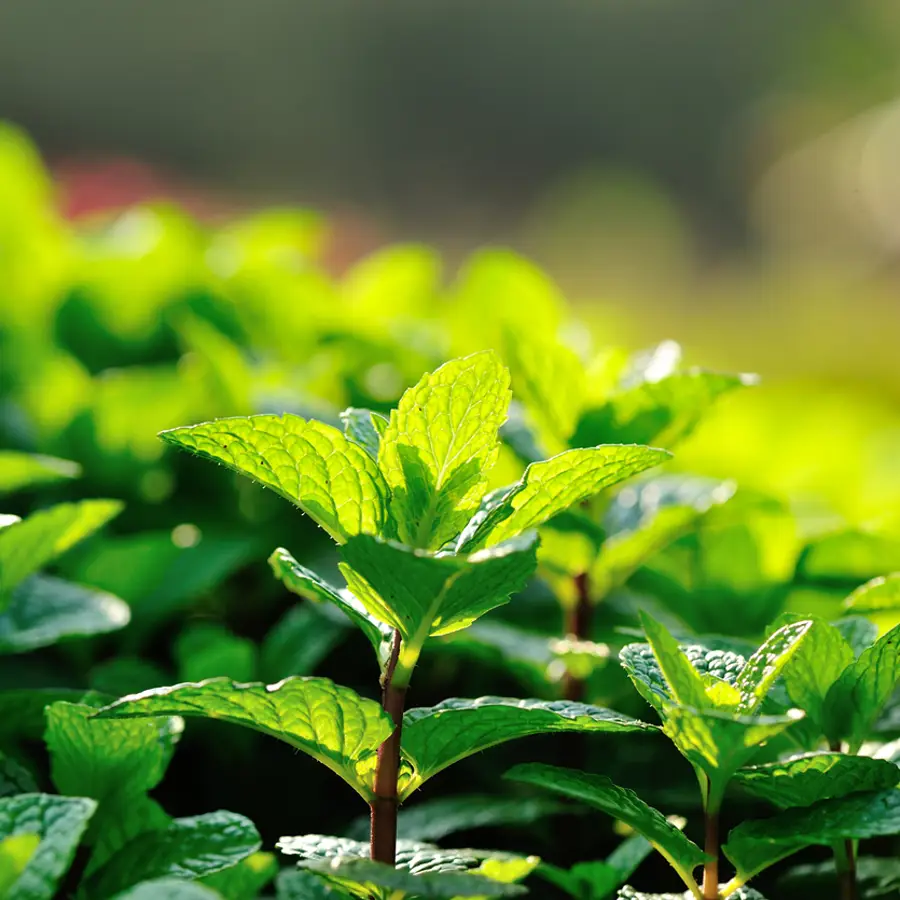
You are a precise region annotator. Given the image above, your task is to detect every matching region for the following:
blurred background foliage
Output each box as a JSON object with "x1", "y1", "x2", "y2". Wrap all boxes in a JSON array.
[{"x1": 2, "y1": 4, "x2": 900, "y2": 895}]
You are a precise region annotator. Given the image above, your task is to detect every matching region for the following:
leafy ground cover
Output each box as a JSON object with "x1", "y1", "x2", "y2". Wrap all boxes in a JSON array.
[{"x1": 2, "y1": 121, "x2": 900, "y2": 899}]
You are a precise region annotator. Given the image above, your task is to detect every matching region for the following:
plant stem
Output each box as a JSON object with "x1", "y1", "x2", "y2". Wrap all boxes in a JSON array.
[
  {"x1": 370, "y1": 630, "x2": 406, "y2": 866},
  {"x1": 562, "y1": 571, "x2": 592, "y2": 702},
  {"x1": 702, "y1": 798, "x2": 720, "y2": 900},
  {"x1": 829, "y1": 741, "x2": 858, "y2": 900}
]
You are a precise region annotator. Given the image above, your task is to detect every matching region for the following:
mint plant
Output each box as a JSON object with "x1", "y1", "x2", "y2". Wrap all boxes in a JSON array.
[
  {"x1": 95, "y1": 351, "x2": 669, "y2": 897},
  {"x1": 508, "y1": 613, "x2": 814, "y2": 900},
  {"x1": 491, "y1": 333, "x2": 754, "y2": 701}
]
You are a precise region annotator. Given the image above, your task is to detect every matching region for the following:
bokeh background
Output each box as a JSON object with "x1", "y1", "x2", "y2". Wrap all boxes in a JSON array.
[{"x1": 3, "y1": 4, "x2": 900, "y2": 897}]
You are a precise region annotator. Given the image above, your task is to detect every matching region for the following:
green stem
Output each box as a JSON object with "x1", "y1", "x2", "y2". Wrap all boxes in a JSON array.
[
  {"x1": 562, "y1": 571, "x2": 592, "y2": 702},
  {"x1": 370, "y1": 630, "x2": 406, "y2": 866}
]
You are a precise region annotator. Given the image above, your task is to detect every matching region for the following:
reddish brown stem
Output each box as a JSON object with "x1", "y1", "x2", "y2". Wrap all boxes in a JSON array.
[
  {"x1": 370, "y1": 630, "x2": 406, "y2": 865},
  {"x1": 562, "y1": 571, "x2": 593, "y2": 702},
  {"x1": 829, "y1": 742, "x2": 858, "y2": 900},
  {"x1": 702, "y1": 805, "x2": 719, "y2": 900}
]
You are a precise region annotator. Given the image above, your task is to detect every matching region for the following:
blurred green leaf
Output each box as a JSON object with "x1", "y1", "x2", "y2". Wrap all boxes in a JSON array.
[
  {"x1": 175, "y1": 623, "x2": 256, "y2": 683},
  {"x1": 0, "y1": 452, "x2": 80, "y2": 494},
  {"x1": 199, "y1": 851, "x2": 278, "y2": 900}
]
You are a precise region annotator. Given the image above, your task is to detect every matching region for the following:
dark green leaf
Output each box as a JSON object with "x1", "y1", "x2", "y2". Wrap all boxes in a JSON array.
[
  {"x1": 734, "y1": 752, "x2": 900, "y2": 809},
  {"x1": 83, "y1": 810, "x2": 261, "y2": 900},
  {"x1": 200, "y1": 851, "x2": 278, "y2": 900},
  {"x1": 401, "y1": 698, "x2": 653, "y2": 796},
  {"x1": 506, "y1": 764, "x2": 706, "y2": 888},
  {"x1": 340, "y1": 408, "x2": 388, "y2": 460},
  {"x1": 261, "y1": 604, "x2": 348, "y2": 681}
]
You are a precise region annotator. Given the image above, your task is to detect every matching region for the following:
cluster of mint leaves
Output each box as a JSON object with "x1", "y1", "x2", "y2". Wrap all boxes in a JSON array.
[{"x1": 3, "y1": 350, "x2": 900, "y2": 900}]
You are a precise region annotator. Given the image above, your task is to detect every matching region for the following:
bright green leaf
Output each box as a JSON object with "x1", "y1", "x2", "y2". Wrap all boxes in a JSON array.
[
  {"x1": 340, "y1": 408, "x2": 388, "y2": 461},
  {"x1": 83, "y1": 810, "x2": 261, "y2": 900},
  {"x1": 662, "y1": 705, "x2": 803, "y2": 781},
  {"x1": 503, "y1": 327, "x2": 585, "y2": 452},
  {"x1": 0, "y1": 452, "x2": 80, "y2": 495},
  {"x1": 732, "y1": 620, "x2": 811, "y2": 713},
  {"x1": 0, "y1": 833, "x2": 39, "y2": 899},
  {"x1": 378, "y1": 351, "x2": 511, "y2": 549},
  {"x1": 0, "y1": 575, "x2": 130, "y2": 654},
  {"x1": 0, "y1": 500, "x2": 123, "y2": 603},
  {"x1": 401, "y1": 698, "x2": 653, "y2": 798},
  {"x1": 269, "y1": 546, "x2": 392, "y2": 664},
  {"x1": 769, "y1": 615, "x2": 853, "y2": 731},
  {"x1": 571, "y1": 370, "x2": 755, "y2": 450},
  {"x1": 506, "y1": 764, "x2": 707, "y2": 888},
  {"x1": 844, "y1": 574, "x2": 900, "y2": 615},
  {"x1": 200, "y1": 851, "x2": 278, "y2": 900},
  {"x1": 823, "y1": 622, "x2": 900, "y2": 750},
  {"x1": 340, "y1": 532, "x2": 537, "y2": 657},
  {"x1": 159, "y1": 415, "x2": 389, "y2": 543},
  {"x1": 95, "y1": 677, "x2": 392, "y2": 800},
  {"x1": 734, "y1": 752, "x2": 900, "y2": 809},
  {"x1": 0, "y1": 793, "x2": 96, "y2": 900},
  {"x1": 724, "y1": 789, "x2": 900, "y2": 883},
  {"x1": 463, "y1": 446, "x2": 670, "y2": 552},
  {"x1": 638, "y1": 613, "x2": 708, "y2": 710}
]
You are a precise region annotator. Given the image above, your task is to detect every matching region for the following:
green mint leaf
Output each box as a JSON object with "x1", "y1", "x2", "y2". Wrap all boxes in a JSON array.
[
  {"x1": 199, "y1": 851, "x2": 278, "y2": 900},
  {"x1": 462, "y1": 445, "x2": 671, "y2": 552},
  {"x1": 261, "y1": 604, "x2": 348, "y2": 681},
  {"x1": 571, "y1": 370, "x2": 755, "y2": 450},
  {"x1": 297, "y1": 858, "x2": 526, "y2": 899},
  {"x1": 45, "y1": 702, "x2": 179, "y2": 873},
  {"x1": 661, "y1": 705, "x2": 803, "y2": 782},
  {"x1": 593, "y1": 476, "x2": 736, "y2": 596},
  {"x1": 0, "y1": 794, "x2": 96, "y2": 900},
  {"x1": 768, "y1": 615, "x2": 853, "y2": 732},
  {"x1": 724, "y1": 789, "x2": 900, "y2": 883},
  {"x1": 506, "y1": 764, "x2": 707, "y2": 887},
  {"x1": 732, "y1": 620, "x2": 811, "y2": 713},
  {"x1": 95, "y1": 676, "x2": 392, "y2": 800},
  {"x1": 46, "y1": 701, "x2": 176, "y2": 803},
  {"x1": 0, "y1": 834, "x2": 40, "y2": 900},
  {"x1": 269, "y1": 546, "x2": 392, "y2": 666},
  {"x1": 400, "y1": 697, "x2": 653, "y2": 798},
  {"x1": 0, "y1": 500, "x2": 123, "y2": 603},
  {"x1": 0, "y1": 451, "x2": 80, "y2": 495},
  {"x1": 638, "y1": 613, "x2": 709, "y2": 710},
  {"x1": 340, "y1": 532, "x2": 537, "y2": 653},
  {"x1": 503, "y1": 326, "x2": 586, "y2": 452},
  {"x1": 0, "y1": 575, "x2": 130, "y2": 654},
  {"x1": 159, "y1": 415, "x2": 389, "y2": 543},
  {"x1": 734, "y1": 752, "x2": 900, "y2": 809},
  {"x1": 340, "y1": 408, "x2": 388, "y2": 461},
  {"x1": 605, "y1": 833, "x2": 657, "y2": 886},
  {"x1": 378, "y1": 351, "x2": 511, "y2": 549},
  {"x1": 107, "y1": 879, "x2": 221, "y2": 900},
  {"x1": 82, "y1": 810, "x2": 261, "y2": 900},
  {"x1": 844, "y1": 573, "x2": 900, "y2": 614},
  {"x1": 277, "y1": 836, "x2": 530, "y2": 899},
  {"x1": 798, "y1": 529, "x2": 900, "y2": 584},
  {"x1": 620, "y1": 641, "x2": 746, "y2": 714},
  {"x1": 823, "y1": 622, "x2": 900, "y2": 750}
]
